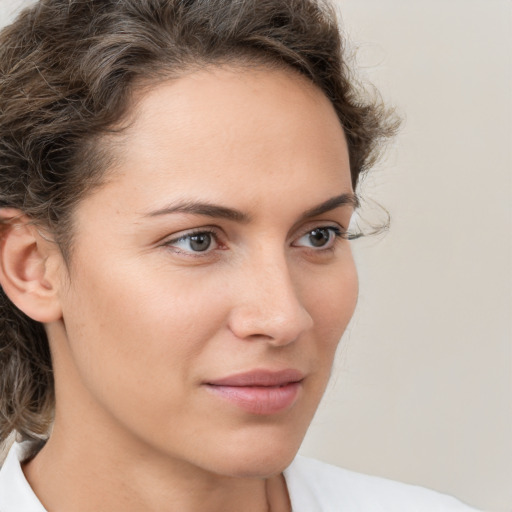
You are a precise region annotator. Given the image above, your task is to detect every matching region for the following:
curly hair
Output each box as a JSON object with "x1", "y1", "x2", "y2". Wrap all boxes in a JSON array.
[{"x1": 0, "y1": 0, "x2": 397, "y2": 445}]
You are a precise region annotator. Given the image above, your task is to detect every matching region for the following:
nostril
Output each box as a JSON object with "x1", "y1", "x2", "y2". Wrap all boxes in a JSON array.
[{"x1": 246, "y1": 333, "x2": 274, "y2": 341}]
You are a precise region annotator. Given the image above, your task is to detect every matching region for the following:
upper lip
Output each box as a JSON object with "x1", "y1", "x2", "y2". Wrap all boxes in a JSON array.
[{"x1": 205, "y1": 369, "x2": 305, "y2": 387}]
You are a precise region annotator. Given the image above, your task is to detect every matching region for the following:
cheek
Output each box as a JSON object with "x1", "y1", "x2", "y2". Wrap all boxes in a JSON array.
[
  {"x1": 290, "y1": 256, "x2": 358, "y2": 431},
  {"x1": 58, "y1": 258, "x2": 229, "y2": 417},
  {"x1": 304, "y1": 254, "x2": 358, "y2": 344}
]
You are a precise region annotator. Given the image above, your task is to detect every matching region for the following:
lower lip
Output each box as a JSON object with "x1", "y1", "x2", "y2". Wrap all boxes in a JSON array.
[{"x1": 204, "y1": 382, "x2": 301, "y2": 415}]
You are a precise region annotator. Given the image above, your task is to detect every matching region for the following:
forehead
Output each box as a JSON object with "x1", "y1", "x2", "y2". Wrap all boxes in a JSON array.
[
  {"x1": 85, "y1": 66, "x2": 352, "y2": 224},
  {"x1": 118, "y1": 66, "x2": 347, "y2": 180}
]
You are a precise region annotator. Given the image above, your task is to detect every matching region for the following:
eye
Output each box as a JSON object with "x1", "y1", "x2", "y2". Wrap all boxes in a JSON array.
[
  {"x1": 164, "y1": 230, "x2": 219, "y2": 254},
  {"x1": 293, "y1": 227, "x2": 343, "y2": 249}
]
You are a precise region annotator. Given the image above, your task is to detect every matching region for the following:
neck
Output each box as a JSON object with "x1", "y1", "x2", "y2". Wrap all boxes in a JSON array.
[{"x1": 23, "y1": 422, "x2": 290, "y2": 512}]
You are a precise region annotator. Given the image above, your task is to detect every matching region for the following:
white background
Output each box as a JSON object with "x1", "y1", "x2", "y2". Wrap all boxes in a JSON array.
[{"x1": 1, "y1": 1, "x2": 510, "y2": 511}]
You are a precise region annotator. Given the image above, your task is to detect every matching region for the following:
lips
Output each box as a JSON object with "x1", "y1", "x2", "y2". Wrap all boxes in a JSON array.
[{"x1": 204, "y1": 369, "x2": 304, "y2": 415}]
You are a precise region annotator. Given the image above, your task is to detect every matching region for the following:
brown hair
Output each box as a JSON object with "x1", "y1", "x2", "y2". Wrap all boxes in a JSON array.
[{"x1": 0, "y1": 0, "x2": 397, "y2": 445}]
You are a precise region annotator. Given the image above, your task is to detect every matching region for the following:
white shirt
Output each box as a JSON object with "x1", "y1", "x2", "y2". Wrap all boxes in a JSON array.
[{"x1": 0, "y1": 442, "x2": 480, "y2": 511}]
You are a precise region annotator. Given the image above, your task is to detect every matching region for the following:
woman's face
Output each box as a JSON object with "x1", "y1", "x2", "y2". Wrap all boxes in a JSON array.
[{"x1": 51, "y1": 66, "x2": 358, "y2": 477}]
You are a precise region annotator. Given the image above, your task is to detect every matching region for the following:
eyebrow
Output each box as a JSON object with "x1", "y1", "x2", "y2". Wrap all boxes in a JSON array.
[
  {"x1": 144, "y1": 193, "x2": 358, "y2": 223},
  {"x1": 297, "y1": 193, "x2": 359, "y2": 222},
  {"x1": 145, "y1": 200, "x2": 251, "y2": 223}
]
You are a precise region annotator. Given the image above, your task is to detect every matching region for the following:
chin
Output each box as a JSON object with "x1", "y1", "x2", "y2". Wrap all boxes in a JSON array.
[
  {"x1": 201, "y1": 427, "x2": 306, "y2": 479},
  {"x1": 215, "y1": 452, "x2": 298, "y2": 479},
  {"x1": 187, "y1": 397, "x2": 320, "y2": 478}
]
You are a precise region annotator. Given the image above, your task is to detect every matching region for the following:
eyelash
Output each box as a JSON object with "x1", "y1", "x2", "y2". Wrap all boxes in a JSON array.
[{"x1": 162, "y1": 225, "x2": 347, "y2": 257}]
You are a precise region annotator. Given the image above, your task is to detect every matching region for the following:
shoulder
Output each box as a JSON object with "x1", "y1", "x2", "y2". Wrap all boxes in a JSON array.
[{"x1": 284, "y1": 456, "x2": 481, "y2": 512}]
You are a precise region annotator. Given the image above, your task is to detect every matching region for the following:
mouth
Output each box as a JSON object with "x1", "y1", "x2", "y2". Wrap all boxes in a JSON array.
[{"x1": 203, "y1": 369, "x2": 304, "y2": 415}]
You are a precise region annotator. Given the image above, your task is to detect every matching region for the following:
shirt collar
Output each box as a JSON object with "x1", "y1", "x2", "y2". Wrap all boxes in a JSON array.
[{"x1": 0, "y1": 442, "x2": 47, "y2": 512}]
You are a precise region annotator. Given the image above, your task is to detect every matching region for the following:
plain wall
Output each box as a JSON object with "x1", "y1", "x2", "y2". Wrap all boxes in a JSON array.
[{"x1": 0, "y1": 1, "x2": 510, "y2": 511}]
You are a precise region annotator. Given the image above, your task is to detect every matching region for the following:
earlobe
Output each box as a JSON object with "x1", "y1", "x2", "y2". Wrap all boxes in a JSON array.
[{"x1": 0, "y1": 208, "x2": 63, "y2": 323}]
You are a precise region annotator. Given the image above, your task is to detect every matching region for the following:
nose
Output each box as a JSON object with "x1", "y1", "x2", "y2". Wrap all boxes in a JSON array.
[{"x1": 227, "y1": 252, "x2": 314, "y2": 346}]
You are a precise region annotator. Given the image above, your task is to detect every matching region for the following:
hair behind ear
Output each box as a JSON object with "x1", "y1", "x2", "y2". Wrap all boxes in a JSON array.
[{"x1": 0, "y1": 287, "x2": 54, "y2": 445}]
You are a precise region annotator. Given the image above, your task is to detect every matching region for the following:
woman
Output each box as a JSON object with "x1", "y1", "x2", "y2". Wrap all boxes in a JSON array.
[{"x1": 0, "y1": 0, "x2": 480, "y2": 510}]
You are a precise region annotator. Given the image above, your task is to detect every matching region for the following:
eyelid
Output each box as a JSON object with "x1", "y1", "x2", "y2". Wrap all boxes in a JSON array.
[
  {"x1": 160, "y1": 224, "x2": 223, "y2": 242},
  {"x1": 293, "y1": 221, "x2": 348, "y2": 240}
]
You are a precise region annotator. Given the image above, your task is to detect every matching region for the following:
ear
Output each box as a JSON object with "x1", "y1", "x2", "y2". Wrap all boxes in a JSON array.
[{"x1": 0, "y1": 208, "x2": 63, "y2": 323}]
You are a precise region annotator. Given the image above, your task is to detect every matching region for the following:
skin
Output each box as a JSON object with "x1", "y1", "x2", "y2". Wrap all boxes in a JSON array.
[{"x1": 18, "y1": 66, "x2": 358, "y2": 511}]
